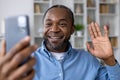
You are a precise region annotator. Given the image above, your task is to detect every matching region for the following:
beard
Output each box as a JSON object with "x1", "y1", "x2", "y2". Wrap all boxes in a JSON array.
[{"x1": 44, "y1": 36, "x2": 70, "y2": 52}]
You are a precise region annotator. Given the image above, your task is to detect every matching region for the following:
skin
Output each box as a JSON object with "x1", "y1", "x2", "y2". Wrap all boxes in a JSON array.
[{"x1": 0, "y1": 7, "x2": 116, "y2": 79}]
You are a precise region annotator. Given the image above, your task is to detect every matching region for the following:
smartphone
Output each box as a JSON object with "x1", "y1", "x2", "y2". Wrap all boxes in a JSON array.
[{"x1": 4, "y1": 15, "x2": 30, "y2": 52}]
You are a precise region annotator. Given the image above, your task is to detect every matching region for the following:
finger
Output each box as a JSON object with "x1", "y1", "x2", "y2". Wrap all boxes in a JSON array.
[
  {"x1": 88, "y1": 24, "x2": 94, "y2": 40},
  {"x1": 95, "y1": 22, "x2": 102, "y2": 36},
  {"x1": 0, "y1": 40, "x2": 6, "y2": 57},
  {"x1": 91, "y1": 22, "x2": 98, "y2": 38},
  {"x1": 22, "y1": 70, "x2": 35, "y2": 80},
  {"x1": 1, "y1": 44, "x2": 37, "y2": 75},
  {"x1": 10, "y1": 44, "x2": 37, "y2": 67},
  {"x1": 0, "y1": 40, "x2": 6, "y2": 70},
  {"x1": 104, "y1": 25, "x2": 109, "y2": 37},
  {"x1": 1, "y1": 36, "x2": 31, "y2": 64},
  {"x1": 7, "y1": 57, "x2": 36, "y2": 80},
  {"x1": 86, "y1": 42, "x2": 94, "y2": 55}
]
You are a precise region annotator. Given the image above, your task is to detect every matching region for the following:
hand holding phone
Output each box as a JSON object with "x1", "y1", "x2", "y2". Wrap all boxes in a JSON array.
[{"x1": 0, "y1": 15, "x2": 37, "y2": 79}]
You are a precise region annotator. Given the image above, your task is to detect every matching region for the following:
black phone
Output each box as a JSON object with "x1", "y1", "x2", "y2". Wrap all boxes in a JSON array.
[{"x1": 4, "y1": 15, "x2": 30, "y2": 52}]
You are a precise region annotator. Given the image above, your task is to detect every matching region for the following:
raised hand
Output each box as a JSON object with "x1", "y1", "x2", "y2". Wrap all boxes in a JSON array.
[
  {"x1": 87, "y1": 22, "x2": 116, "y2": 66},
  {"x1": 0, "y1": 36, "x2": 38, "y2": 80}
]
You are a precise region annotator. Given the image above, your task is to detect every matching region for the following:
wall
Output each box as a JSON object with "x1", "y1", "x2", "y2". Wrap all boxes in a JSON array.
[
  {"x1": 0, "y1": 0, "x2": 34, "y2": 43},
  {"x1": 51, "y1": 0, "x2": 74, "y2": 11}
]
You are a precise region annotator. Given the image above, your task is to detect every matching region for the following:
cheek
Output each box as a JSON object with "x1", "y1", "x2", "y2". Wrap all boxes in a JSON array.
[
  {"x1": 43, "y1": 28, "x2": 49, "y2": 36},
  {"x1": 63, "y1": 29, "x2": 71, "y2": 38},
  {"x1": 66, "y1": 28, "x2": 74, "y2": 38}
]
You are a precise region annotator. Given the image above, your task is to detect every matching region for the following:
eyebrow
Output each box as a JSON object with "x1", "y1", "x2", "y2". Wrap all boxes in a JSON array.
[
  {"x1": 45, "y1": 18, "x2": 68, "y2": 22},
  {"x1": 45, "y1": 19, "x2": 51, "y2": 22},
  {"x1": 59, "y1": 19, "x2": 68, "y2": 22}
]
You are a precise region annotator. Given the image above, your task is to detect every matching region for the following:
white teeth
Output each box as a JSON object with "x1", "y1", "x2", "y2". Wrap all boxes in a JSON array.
[{"x1": 51, "y1": 37, "x2": 60, "y2": 39}]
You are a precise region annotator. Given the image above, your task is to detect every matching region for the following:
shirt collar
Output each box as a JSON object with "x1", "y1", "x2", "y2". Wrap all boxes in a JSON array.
[{"x1": 41, "y1": 40, "x2": 72, "y2": 58}]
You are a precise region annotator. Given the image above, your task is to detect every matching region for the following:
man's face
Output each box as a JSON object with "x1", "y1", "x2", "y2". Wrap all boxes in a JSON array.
[{"x1": 43, "y1": 8, "x2": 74, "y2": 52}]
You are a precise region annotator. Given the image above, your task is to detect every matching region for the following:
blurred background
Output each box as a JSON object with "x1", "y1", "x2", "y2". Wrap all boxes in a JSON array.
[{"x1": 0, "y1": 0, "x2": 120, "y2": 63}]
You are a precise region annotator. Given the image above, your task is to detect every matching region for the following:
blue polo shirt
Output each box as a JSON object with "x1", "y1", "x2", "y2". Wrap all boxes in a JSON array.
[{"x1": 33, "y1": 41, "x2": 120, "y2": 80}]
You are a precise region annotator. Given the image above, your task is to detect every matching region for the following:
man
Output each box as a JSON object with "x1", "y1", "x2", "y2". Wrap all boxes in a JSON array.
[{"x1": 0, "y1": 5, "x2": 120, "y2": 80}]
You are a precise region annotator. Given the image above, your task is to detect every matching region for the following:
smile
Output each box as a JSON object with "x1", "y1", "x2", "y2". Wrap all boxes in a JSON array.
[{"x1": 48, "y1": 36, "x2": 63, "y2": 42}]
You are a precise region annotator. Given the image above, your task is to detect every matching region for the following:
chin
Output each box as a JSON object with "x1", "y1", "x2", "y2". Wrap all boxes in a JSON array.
[{"x1": 45, "y1": 37, "x2": 69, "y2": 51}]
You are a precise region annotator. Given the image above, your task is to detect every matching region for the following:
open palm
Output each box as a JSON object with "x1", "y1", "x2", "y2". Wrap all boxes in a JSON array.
[{"x1": 87, "y1": 22, "x2": 113, "y2": 60}]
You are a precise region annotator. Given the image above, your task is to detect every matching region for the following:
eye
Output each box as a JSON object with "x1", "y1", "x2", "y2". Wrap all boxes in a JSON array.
[
  {"x1": 58, "y1": 22, "x2": 67, "y2": 27},
  {"x1": 45, "y1": 22, "x2": 52, "y2": 27}
]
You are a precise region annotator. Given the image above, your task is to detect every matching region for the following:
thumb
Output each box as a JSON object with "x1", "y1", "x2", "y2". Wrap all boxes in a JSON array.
[
  {"x1": 0, "y1": 39, "x2": 6, "y2": 57},
  {"x1": 104, "y1": 25, "x2": 109, "y2": 37},
  {"x1": 86, "y1": 42, "x2": 94, "y2": 55}
]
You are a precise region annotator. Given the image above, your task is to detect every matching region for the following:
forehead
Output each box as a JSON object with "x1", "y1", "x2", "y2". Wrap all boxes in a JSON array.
[{"x1": 44, "y1": 8, "x2": 71, "y2": 21}]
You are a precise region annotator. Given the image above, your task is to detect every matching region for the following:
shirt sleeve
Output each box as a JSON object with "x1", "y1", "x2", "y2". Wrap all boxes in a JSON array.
[
  {"x1": 105, "y1": 62, "x2": 120, "y2": 80},
  {"x1": 96, "y1": 61, "x2": 120, "y2": 80}
]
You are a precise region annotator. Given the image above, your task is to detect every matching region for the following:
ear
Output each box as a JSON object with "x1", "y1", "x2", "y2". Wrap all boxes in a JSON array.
[{"x1": 70, "y1": 25, "x2": 75, "y2": 35}]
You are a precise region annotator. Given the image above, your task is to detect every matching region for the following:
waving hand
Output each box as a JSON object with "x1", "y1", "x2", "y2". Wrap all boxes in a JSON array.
[{"x1": 87, "y1": 22, "x2": 116, "y2": 66}]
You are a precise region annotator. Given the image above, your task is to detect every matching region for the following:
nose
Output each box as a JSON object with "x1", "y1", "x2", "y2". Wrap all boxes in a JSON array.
[{"x1": 51, "y1": 24, "x2": 60, "y2": 32}]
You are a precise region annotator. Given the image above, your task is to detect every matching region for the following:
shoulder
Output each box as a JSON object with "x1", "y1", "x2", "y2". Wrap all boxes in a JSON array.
[
  {"x1": 72, "y1": 48, "x2": 92, "y2": 58},
  {"x1": 72, "y1": 48, "x2": 100, "y2": 65}
]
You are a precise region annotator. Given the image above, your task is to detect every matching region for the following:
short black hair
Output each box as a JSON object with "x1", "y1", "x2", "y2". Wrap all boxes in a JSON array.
[{"x1": 43, "y1": 5, "x2": 74, "y2": 25}]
